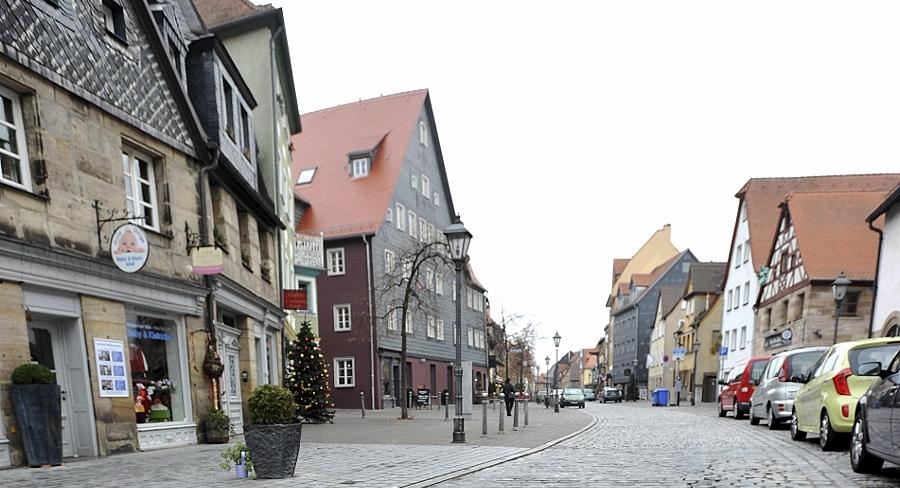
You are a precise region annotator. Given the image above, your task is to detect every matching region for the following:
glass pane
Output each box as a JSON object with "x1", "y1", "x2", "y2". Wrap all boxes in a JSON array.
[
  {"x1": 123, "y1": 177, "x2": 133, "y2": 199},
  {"x1": 787, "y1": 351, "x2": 824, "y2": 378},
  {"x1": 1, "y1": 153, "x2": 21, "y2": 183},
  {"x1": 0, "y1": 95, "x2": 12, "y2": 124},
  {"x1": 121, "y1": 152, "x2": 131, "y2": 176},
  {"x1": 138, "y1": 158, "x2": 150, "y2": 180},
  {"x1": 128, "y1": 316, "x2": 184, "y2": 423},
  {"x1": 28, "y1": 327, "x2": 56, "y2": 370},
  {"x1": 140, "y1": 182, "x2": 152, "y2": 205},
  {"x1": 141, "y1": 203, "x2": 154, "y2": 227},
  {"x1": 850, "y1": 344, "x2": 900, "y2": 373},
  {"x1": 0, "y1": 124, "x2": 17, "y2": 154}
]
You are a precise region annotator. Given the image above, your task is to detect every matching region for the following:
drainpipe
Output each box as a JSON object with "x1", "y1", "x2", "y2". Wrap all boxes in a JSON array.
[
  {"x1": 867, "y1": 220, "x2": 884, "y2": 338},
  {"x1": 200, "y1": 142, "x2": 221, "y2": 408},
  {"x1": 363, "y1": 235, "x2": 376, "y2": 409},
  {"x1": 269, "y1": 23, "x2": 288, "y2": 380}
]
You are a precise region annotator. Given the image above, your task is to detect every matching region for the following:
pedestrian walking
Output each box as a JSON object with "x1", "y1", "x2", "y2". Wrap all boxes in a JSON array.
[{"x1": 502, "y1": 378, "x2": 515, "y2": 416}]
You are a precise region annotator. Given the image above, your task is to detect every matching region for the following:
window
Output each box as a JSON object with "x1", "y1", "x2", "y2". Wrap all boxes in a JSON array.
[
  {"x1": 386, "y1": 310, "x2": 397, "y2": 331},
  {"x1": 739, "y1": 326, "x2": 747, "y2": 350},
  {"x1": 396, "y1": 203, "x2": 406, "y2": 231},
  {"x1": 122, "y1": 147, "x2": 160, "y2": 230},
  {"x1": 408, "y1": 211, "x2": 417, "y2": 238},
  {"x1": 467, "y1": 328, "x2": 474, "y2": 347},
  {"x1": 128, "y1": 314, "x2": 186, "y2": 423},
  {"x1": 427, "y1": 223, "x2": 435, "y2": 244},
  {"x1": 0, "y1": 85, "x2": 32, "y2": 190},
  {"x1": 385, "y1": 207, "x2": 393, "y2": 223},
  {"x1": 419, "y1": 121, "x2": 428, "y2": 146},
  {"x1": 436, "y1": 275, "x2": 444, "y2": 295},
  {"x1": 436, "y1": 319, "x2": 444, "y2": 340},
  {"x1": 103, "y1": 0, "x2": 127, "y2": 42},
  {"x1": 421, "y1": 175, "x2": 430, "y2": 199},
  {"x1": 297, "y1": 168, "x2": 316, "y2": 185},
  {"x1": 222, "y1": 78, "x2": 235, "y2": 139},
  {"x1": 405, "y1": 313, "x2": 413, "y2": 334},
  {"x1": 411, "y1": 174, "x2": 418, "y2": 190},
  {"x1": 419, "y1": 218, "x2": 427, "y2": 243},
  {"x1": 452, "y1": 280, "x2": 456, "y2": 301},
  {"x1": 334, "y1": 357, "x2": 355, "y2": 387},
  {"x1": 743, "y1": 240, "x2": 750, "y2": 263},
  {"x1": 741, "y1": 202, "x2": 748, "y2": 222},
  {"x1": 240, "y1": 107, "x2": 251, "y2": 157},
  {"x1": 326, "y1": 248, "x2": 345, "y2": 276},
  {"x1": 402, "y1": 259, "x2": 412, "y2": 280},
  {"x1": 730, "y1": 330, "x2": 737, "y2": 351},
  {"x1": 726, "y1": 290, "x2": 733, "y2": 311},
  {"x1": 384, "y1": 250, "x2": 395, "y2": 273},
  {"x1": 743, "y1": 282, "x2": 750, "y2": 305},
  {"x1": 426, "y1": 268, "x2": 434, "y2": 290},
  {"x1": 434, "y1": 192, "x2": 440, "y2": 206},
  {"x1": 840, "y1": 292, "x2": 861, "y2": 316},
  {"x1": 427, "y1": 316, "x2": 435, "y2": 338},
  {"x1": 333, "y1": 304, "x2": 351, "y2": 331},
  {"x1": 735, "y1": 245, "x2": 742, "y2": 268},
  {"x1": 351, "y1": 157, "x2": 370, "y2": 178},
  {"x1": 723, "y1": 331, "x2": 730, "y2": 351}
]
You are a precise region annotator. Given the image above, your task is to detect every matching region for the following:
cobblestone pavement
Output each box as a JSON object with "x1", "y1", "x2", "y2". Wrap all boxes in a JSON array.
[{"x1": 439, "y1": 401, "x2": 900, "y2": 487}]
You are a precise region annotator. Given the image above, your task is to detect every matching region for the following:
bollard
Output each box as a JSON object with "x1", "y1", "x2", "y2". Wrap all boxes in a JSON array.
[
  {"x1": 360, "y1": 391, "x2": 365, "y2": 418},
  {"x1": 408, "y1": 390, "x2": 413, "y2": 410},
  {"x1": 498, "y1": 393, "x2": 505, "y2": 433},
  {"x1": 524, "y1": 397, "x2": 529, "y2": 427},
  {"x1": 492, "y1": 395, "x2": 496, "y2": 411},
  {"x1": 481, "y1": 393, "x2": 488, "y2": 436},
  {"x1": 444, "y1": 392, "x2": 449, "y2": 421},
  {"x1": 513, "y1": 397, "x2": 519, "y2": 430}
]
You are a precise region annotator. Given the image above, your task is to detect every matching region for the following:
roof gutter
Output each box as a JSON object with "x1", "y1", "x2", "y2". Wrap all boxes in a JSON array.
[{"x1": 867, "y1": 219, "x2": 884, "y2": 338}]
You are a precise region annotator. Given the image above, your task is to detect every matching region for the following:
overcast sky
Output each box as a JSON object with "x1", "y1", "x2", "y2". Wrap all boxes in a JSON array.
[{"x1": 271, "y1": 1, "x2": 900, "y2": 370}]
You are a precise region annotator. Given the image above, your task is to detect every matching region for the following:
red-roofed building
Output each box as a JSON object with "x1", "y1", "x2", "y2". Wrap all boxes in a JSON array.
[
  {"x1": 755, "y1": 190, "x2": 891, "y2": 355},
  {"x1": 291, "y1": 91, "x2": 488, "y2": 409}
]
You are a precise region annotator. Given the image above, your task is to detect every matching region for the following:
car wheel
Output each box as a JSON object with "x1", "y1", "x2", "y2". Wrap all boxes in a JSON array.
[
  {"x1": 820, "y1": 411, "x2": 843, "y2": 451},
  {"x1": 767, "y1": 405, "x2": 779, "y2": 431},
  {"x1": 750, "y1": 407, "x2": 761, "y2": 425},
  {"x1": 718, "y1": 400, "x2": 727, "y2": 417},
  {"x1": 850, "y1": 415, "x2": 884, "y2": 473},
  {"x1": 790, "y1": 409, "x2": 806, "y2": 441},
  {"x1": 734, "y1": 406, "x2": 745, "y2": 420}
]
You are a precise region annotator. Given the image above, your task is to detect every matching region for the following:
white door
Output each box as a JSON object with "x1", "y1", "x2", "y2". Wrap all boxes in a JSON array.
[
  {"x1": 27, "y1": 321, "x2": 75, "y2": 458},
  {"x1": 219, "y1": 339, "x2": 244, "y2": 434}
]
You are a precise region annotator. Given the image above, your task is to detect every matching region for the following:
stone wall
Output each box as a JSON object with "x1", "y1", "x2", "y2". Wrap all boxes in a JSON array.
[{"x1": 0, "y1": 282, "x2": 30, "y2": 466}]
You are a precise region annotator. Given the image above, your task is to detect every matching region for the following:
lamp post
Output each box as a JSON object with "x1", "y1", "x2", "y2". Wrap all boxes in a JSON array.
[
  {"x1": 690, "y1": 339, "x2": 700, "y2": 406},
  {"x1": 832, "y1": 272, "x2": 851, "y2": 345},
  {"x1": 544, "y1": 356, "x2": 550, "y2": 399},
  {"x1": 553, "y1": 331, "x2": 561, "y2": 413},
  {"x1": 445, "y1": 216, "x2": 472, "y2": 443},
  {"x1": 631, "y1": 358, "x2": 639, "y2": 401}
]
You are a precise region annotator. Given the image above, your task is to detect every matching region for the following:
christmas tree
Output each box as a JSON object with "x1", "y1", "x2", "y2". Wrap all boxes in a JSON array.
[{"x1": 285, "y1": 321, "x2": 335, "y2": 423}]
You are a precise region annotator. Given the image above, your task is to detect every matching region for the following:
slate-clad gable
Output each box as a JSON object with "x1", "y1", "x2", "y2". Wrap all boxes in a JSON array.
[{"x1": 0, "y1": 0, "x2": 195, "y2": 155}]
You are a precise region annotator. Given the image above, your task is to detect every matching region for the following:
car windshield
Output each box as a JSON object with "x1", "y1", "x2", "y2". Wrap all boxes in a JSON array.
[
  {"x1": 849, "y1": 343, "x2": 900, "y2": 373},
  {"x1": 563, "y1": 388, "x2": 581, "y2": 394},
  {"x1": 749, "y1": 360, "x2": 768, "y2": 382},
  {"x1": 787, "y1": 350, "x2": 824, "y2": 378}
]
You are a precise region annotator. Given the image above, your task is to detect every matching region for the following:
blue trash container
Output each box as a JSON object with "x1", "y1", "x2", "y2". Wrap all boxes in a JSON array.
[
  {"x1": 657, "y1": 388, "x2": 669, "y2": 406},
  {"x1": 650, "y1": 389, "x2": 660, "y2": 406}
]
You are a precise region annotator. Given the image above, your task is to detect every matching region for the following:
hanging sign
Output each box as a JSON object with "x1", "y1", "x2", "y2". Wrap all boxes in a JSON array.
[
  {"x1": 192, "y1": 246, "x2": 224, "y2": 275},
  {"x1": 94, "y1": 339, "x2": 129, "y2": 398},
  {"x1": 110, "y1": 223, "x2": 149, "y2": 273},
  {"x1": 283, "y1": 288, "x2": 309, "y2": 310}
]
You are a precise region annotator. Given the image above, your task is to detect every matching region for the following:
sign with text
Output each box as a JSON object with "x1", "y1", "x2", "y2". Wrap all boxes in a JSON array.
[
  {"x1": 765, "y1": 329, "x2": 793, "y2": 350},
  {"x1": 283, "y1": 288, "x2": 309, "y2": 310},
  {"x1": 94, "y1": 339, "x2": 129, "y2": 398},
  {"x1": 672, "y1": 347, "x2": 686, "y2": 361},
  {"x1": 191, "y1": 246, "x2": 223, "y2": 275},
  {"x1": 110, "y1": 224, "x2": 149, "y2": 273}
]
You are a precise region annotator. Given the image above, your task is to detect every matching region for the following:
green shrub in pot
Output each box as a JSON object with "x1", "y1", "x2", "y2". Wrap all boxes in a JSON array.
[
  {"x1": 244, "y1": 385, "x2": 301, "y2": 479},
  {"x1": 204, "y1": 408, "x2": 231, "y2": 444}
]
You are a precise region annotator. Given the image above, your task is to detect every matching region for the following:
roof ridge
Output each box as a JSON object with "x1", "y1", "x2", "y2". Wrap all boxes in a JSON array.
[
  {"x1": 747, "y1": 173, "x2": 900, "y2": 182},
  {"x1": 301, "y1": 89, "x2": 429, "y2": 117}
]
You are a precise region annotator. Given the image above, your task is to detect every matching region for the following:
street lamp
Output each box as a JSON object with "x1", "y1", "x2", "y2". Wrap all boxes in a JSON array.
[
  {"x1": 445, "y1": 216, "x2": 472, "y2": 444},
  {"x1": 690, "y1": 338, "x2": 700, "y2": 406},
  {"x1": 832, "y1": 272, "x2": 851, "y2": 345},
  {"x1": 544, "y1": 356, "x2": 550, "y2": 399},
  {"x1": 553, "y1": 331, "x2": 561, "y2": 413},
  {"x1": 631, "y1": 358, "x2": 639, "y2": 401}
]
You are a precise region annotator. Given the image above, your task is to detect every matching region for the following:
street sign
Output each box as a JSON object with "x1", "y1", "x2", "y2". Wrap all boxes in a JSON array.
[
  {"x1": 672, "y1": 347, "x2": 686, "y2": 361},
  {"x1": 719, "y1": 346, "x2": 728, "y2": 357}
]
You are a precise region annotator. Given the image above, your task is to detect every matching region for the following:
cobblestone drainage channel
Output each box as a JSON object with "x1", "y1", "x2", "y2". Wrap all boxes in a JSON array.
[{"x1": 401, "y1": 409, "x2": 599, "y2": 488}]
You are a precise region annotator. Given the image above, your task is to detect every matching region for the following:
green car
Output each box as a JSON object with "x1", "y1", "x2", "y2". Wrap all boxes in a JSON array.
[{"x1": 791, "y1": 337, "x2": 900, "y2": 451}]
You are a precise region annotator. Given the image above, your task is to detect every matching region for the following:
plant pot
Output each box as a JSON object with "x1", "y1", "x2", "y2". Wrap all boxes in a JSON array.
[
  {"x1": 205, "y1": 420, "x2": 230, "y2": 444},
  {"x1": 11, "y1": 384, "x2": 62, "y2": 467},
  {"x1": 244, "y1": 423, "x2": 302, "y2": 479}
]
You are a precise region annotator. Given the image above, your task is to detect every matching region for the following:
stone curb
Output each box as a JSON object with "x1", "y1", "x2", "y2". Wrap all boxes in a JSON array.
[{"x1": 401, "y1": 408, "x2": 599, "y2": 488}]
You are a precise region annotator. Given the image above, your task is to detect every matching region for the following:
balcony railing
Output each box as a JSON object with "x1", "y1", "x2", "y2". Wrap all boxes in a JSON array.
[{"x1": 294, "y1": 233, "x2": 324, "y2": 269}]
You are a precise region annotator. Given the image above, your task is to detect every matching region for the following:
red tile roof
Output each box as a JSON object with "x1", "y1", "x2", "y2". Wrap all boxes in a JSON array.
[
  {"x1": 192, "y1": 0, "x2": 273, "y2": 28},
  {"x1": 631, "y1": 273, "x2": 653, "y2": 287},
  {"x1": 618, "y1": 283, "x2": 631, "y2": 295},
  {"x1": 292, "y1": 90, "x2": 428, "y2": 238},
  {"x1": 736, "y1": 174, "x2": 900, "y2": 271},
  {"x1": 785, "y1": 190, "x2": 889, "y2": 281},
  {"x1": 613, "y1": 258, "x2": 630, "y2": 276},
  {"x1": 582, "y1": 348, "x2": 598, "y2": 370}
]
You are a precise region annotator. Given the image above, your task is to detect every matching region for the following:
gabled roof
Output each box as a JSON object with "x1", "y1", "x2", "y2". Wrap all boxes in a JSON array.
[
  {"x1": 868, "y1": 182, "x2": 900, "y2": 222},
  {"x1": 613, "y1": 258, "x2": 630, "y2": 277},
  {"x1": 292, "y1": 90, "x2": 429, "y2": 238},
  {"x1": 614, "y1": 250, "x2": 697, "y2": 316},
  {"x1": 685, "y1": 262, "x2": 726, "y2": 297},
  {"x1": 618, "y1": 283, "x2": 631, "y2": 296},
  {"x1": 781, "y1": 190, "x2": 889, "y2": 282},
  {"x1": 631, "y1": 274, "x2": 653, "y2": 287},
  {"x1": 657, "y1": 285, "x2": 686, "y2": 319},
  {"x1": 466, "y1": 262, "x2": 487, "y2": 292},
  {"x1": 192, "y1": 0, "x2": 273, "y2": 29},
  {"x1": 582, "y1": 349, "x2": 598, "y2": 370}
]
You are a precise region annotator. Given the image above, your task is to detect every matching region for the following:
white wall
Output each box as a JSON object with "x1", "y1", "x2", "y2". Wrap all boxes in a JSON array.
[
  {"x1": 721, "y1": 199, "x2": 757, "y2": 378},
  {"x1": 873, "y1": 205, "x2": 900, "y2": 335}
]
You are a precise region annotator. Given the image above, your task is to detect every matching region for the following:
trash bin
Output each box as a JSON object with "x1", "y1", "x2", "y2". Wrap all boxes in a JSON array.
[
  {"x1": 650, "y1": 389, "x2": 659, "y2": 406},
  {"x1": 652, "y1": 388, "x2": 669, "y2": 407}
]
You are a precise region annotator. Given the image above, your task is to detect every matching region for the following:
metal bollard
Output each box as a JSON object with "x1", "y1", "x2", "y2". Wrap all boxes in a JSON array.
[
  {"x1": 524, "y1": 397, "x2": 529, "y2": 427},
  {"x1": 444, "y1": 392, "x2": 449, "y2": 420},
  {"x1": 492, "y1": 396, "x2": 496, "y2": 411},
  {"x1": 513, "y1": 397, "x2": 519, "y2": 430},
  {"x1": 498, "y1": 393, "x2": 505, "y2": 433},
  {"x1": 360, "y1": 391, "x2": 365, "y2": 418},
  {"x1": 481, "y1": 393, "x2": 488, "y2": 436}
]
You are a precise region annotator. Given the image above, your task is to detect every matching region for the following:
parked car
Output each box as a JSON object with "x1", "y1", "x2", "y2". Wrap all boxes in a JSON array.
[
  {"x1": 749, "y1": 347, "x2": 827, "y2": 429},
  {"x1": 583, "y1": 388, "x2": 596, "y2": 401},
  {"x1": 850, "y1": 349, "x2": 900, "y2": 473},
  {"x1": 791, "y1": 337, "x2": 900, "y2": 451},
  {"x1": 560, "y1": 388, "x2": 585, "y2": 408},
  {"x1": 601, "y1": 387, "x2": 623, "y2": 403},
  {"x1": 719, "y1": 356, "x2": 770, "y2": 419}
]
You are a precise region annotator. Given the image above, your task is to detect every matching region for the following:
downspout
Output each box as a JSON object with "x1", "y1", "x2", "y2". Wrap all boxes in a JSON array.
[
  {"x1": 363, "y1": 235, "x2": 376, "y2": 409},
  {"x1": 867, "y1": 220, "x2": 884, "y2": 338},
  {"x1": 270, "y1": 24, "x2": 288, "y2": 378},
  {"x1": 200, "y1": 142, "x2": 221, "y2": 408}
]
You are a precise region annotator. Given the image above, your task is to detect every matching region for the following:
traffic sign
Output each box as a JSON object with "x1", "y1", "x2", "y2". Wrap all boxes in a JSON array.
[
  {"x1": 672, "y1": 347, "x2": 686, "y2": 361},
  {"x1": 719, "y1": 346, "x2": 728, "y2": 357}
]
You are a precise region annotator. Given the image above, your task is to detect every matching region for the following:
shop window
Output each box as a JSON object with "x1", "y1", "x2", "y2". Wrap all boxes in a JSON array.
[{"x1": 128, "y1": 315, "x2": 185, "y2": 424}]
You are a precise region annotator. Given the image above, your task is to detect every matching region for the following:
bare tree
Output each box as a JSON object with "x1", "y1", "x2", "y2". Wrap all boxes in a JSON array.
[
  {"x1": 379, "y1": 240, "x2": 449, "y2": 420},
  {"x1": 489, "y1": 307, "x2": 539, "y2": 391}
]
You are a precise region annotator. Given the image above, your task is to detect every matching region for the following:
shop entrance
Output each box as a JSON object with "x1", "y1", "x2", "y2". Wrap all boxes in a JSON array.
[
  {"x1": 217, "y1": 325, "x2": 244, "y2": 434},
  {"x1": 27, "y1": 319, "x2": 96, "y2": 458}
]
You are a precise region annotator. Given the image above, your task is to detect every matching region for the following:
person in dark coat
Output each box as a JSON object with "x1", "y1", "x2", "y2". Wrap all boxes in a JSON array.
[{"x1": 502, "y1": 378, "x2": 515, "y2": 416}]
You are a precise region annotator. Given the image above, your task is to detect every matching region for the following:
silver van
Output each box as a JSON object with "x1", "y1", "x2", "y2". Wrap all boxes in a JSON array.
[{"x1": 749, "y1": 347, "x2": 827, "y2": 429}]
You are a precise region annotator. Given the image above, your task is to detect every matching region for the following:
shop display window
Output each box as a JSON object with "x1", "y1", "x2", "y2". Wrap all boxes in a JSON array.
[{"x1": 128, "y1": 315, "x2": 184, "y2": 424}]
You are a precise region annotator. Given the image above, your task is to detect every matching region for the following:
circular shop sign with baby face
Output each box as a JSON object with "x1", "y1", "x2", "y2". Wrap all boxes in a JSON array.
[{"x1": 110, "y1": 223, "x2": 150, "y2": 273}]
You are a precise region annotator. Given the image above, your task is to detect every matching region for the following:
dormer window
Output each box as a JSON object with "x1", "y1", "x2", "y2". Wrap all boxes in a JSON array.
[
  {"x1": 297, "y1": 167, "x2": 316, "y2": 185},
  {"x1": 103, "y1": 0, "x2": 127, "y2": 43},
  {"x1": 351, "y1": 157, "x2": 370, "y2": 178},
  {"x1": 222, "y1": 79, "x2": 235, "y2": 139}
]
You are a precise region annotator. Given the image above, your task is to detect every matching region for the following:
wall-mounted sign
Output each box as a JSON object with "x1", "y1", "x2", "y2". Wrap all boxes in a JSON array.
[
  {"x1": 94, "y1": 338, "x2": 129, "y2": 398},
  {"x1": 765, "y1": 329, "x2": 792, "y2": 350},
  {"x1": 110, "y1": 224, "x2": 149, "y2": 273},
  {"x1": 672, "y1": 347, "x2": 686, "y2": 361},
  {"x1": 283, "y1": 288, "x2": 308, "y2": 310},
  {"x1": 192, "y1": 246, "x2": 223, "y2": 275},
  {"x1": 719, "y1": 346, "x2": 729, "y2": 357}
]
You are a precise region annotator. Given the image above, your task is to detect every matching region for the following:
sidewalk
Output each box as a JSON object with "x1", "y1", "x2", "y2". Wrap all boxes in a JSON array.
[{"x1": 0, "y1": 401, "x2": 593, "y2": 488}]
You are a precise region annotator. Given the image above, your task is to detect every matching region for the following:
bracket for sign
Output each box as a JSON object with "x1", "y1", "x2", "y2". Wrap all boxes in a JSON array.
[
  {"x1": 184, "y1": 222, "x2": 202, "y2": 254},
  {"x1": 93, "y1": 199, "x2": 145, "y2": 252}
]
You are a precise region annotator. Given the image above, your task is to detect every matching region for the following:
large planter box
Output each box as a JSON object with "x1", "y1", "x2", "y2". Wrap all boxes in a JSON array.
[
  {"x1": 244, "y1": 423, "x2": 302, "y2": 479},
  {"x1": 204, "y1": 420, "x2": 229, "y2": 444},
  {"x1": 11, "y1": 384, "x2": 62, "y2": 467}
]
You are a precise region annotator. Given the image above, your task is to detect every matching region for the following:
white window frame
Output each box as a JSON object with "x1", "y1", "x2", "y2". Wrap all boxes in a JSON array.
[
  {"x1": 419, "y1": 121, "x2": 428, "y2": 146},
  {"x1": 387, "y1": 310, "x2": 397, "y2": 331},
  {"x1": 730, "y1": 329, "x2": 737, "y2": 350},
  {"x1": 452, "y1": 281, "x2": 457, "y2": 301},
  {"x1": 396, "y1": 203, "x2": 406, "y2": 231},
  {"x1": 408, "y1": 211, "x2": 417, "y2": 238},
  {"x1": 385, "y1": 207, "x2": 393, "y2": 223},
  {"x1": 739, "y1": 326, "x2": 747, "y2": 350},
  {"x1": 743, "y1": 282, "x2": 750, "y2": 305},
  {"x1": 427, "y1": 223, "x2": 435, "y2": 244},
  {"x1": 427, "y1": 316, "x2": 435, "y2": 338},
  {"x1": 327, "y1": 248, "x2": 345, "y2": 276},
  {"x1": 405, "y1": 313, "x2": 413, "y2": 334},
  {"x1": 743, "y1": 240, "x2": 750, "y2": 263},
  {"x1": 418, "y1": 218, "x2": 427, "y2": 243},
  {"x1": 0, "y1": 85, "x2": 32, "y2": 191},
  {"x1": 735, "y1": 245, "x2": 742, "y2": 268},
  {"x1": 297, "y1": 167, "x2": 316, "y2": 185},
  {"x1": 334, "y1": 357, "x2": 355, "y2": 387},
  {"x1": 384, "y1": 249, "x2": 395, "y2": 274},
  {"x1": 411, "y1": 174, "x2": 418, "y2": 190},
  {"x1": 467, "y1": 328, "x2": 474, "y2": 347},
  {"x1": 402, "y1": 259, "x2": 412, "y2": 280},
  {"x1": 434, "y1": 192, "x2": 440, "y2": 207},
  {"x1": 726, "y1": 290, "x2": 733, "y2": 311},
  {"x1": 426, "y1": 268, "x2": 434, "y2": 290},
  {"x1": 295, "y1": 277, "x2": 316, "y2": 313},
  {"x1": 421, "y1": 175, "x2": 430, "y2": 199},
  {"x1": 436, "y1": 319, "x2": 444, "y2": 341},
  {"x1": 122, "y1": 146, "x2": 160, "y2": 231},
  {"x1": 351, "y1": 157, "x2": 370, "y2": 178},
  {"x1": 436, "y1": 275, "x2": 444, "y2": 295},
  {"x1": 333, "y1": 304, "x2": 352, "y2": 331}
]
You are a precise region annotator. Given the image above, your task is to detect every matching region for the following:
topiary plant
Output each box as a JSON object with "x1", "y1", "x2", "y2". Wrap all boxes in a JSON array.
[
  {"x1": 248, "y1": 385, "x2": 296, "y2": 425},
  {"x1": 11, "y1": 363, "x2": 55, "y2": 385},
  {"x1": 204, "y1": 408, "x2": 231, "y2": 431}
]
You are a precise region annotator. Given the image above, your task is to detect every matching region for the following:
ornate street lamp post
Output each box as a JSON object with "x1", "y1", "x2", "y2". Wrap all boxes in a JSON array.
[
  {"x1": 832, "y1": 272, "x2": 851, "y2": 345},
  {"x1": 553, "y1": 331, "x2": 561, "y2": 413},
  {"x1": 545, "y1": 356, "x2": 550, "y2": 399},
  {"x1": 444, "y1": 216, "x2": 472, "y2": 444}
]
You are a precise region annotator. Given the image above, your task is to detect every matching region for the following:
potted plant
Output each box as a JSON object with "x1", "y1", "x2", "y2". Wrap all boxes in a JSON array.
[
  {"x1": 219, "y1": 441, "x2": 252, "y2": 479},
  {"x1": 10, "y1": 363, "x2": 62, "y2": 467},
  {"x1": 204, "y1": 409, "x2": 231, "y2": 444},
  {"x1": 244, "y1": 385, "x2": 301, "y2": 479}
]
